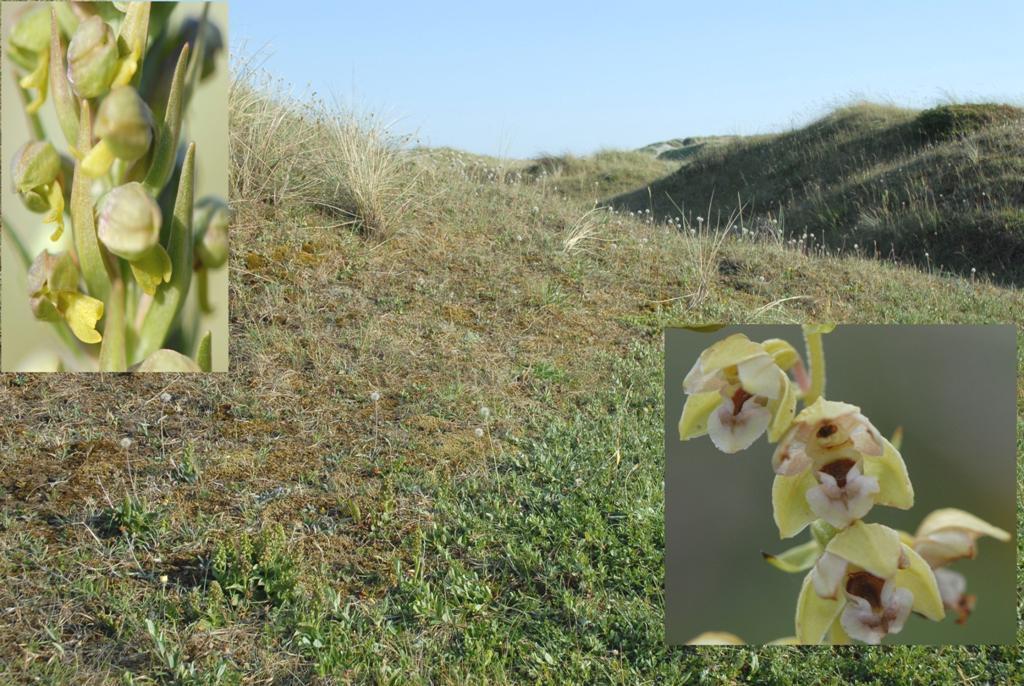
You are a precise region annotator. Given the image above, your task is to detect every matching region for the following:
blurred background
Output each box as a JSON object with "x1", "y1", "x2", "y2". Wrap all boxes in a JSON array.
[
  {"x1": 665, "y1": 325, "x2": 1016, "y2": 644},
  {"x1": 1, "y1": 2, "x2": 229, "y2": 372}
]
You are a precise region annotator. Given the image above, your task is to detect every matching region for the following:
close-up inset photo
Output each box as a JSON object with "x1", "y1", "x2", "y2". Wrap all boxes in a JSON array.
[
  {"x1": 2, "y1": 1, "x2": 228, "y2": 371},
  {"x1": 665, "y1": 325, "x2": 1016, "y2": 645}
]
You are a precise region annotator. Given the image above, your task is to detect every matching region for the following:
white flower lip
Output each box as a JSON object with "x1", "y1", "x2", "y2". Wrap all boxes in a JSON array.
[
  {"x1": 839, "y1": 576, "x2": 913, "y2": 645},
  {"x1": 805, "y1": 460, "x2": 880, "y2": 528},
  {"x1": 707, "y1": 390, "x2": 771, "y2": 453}
]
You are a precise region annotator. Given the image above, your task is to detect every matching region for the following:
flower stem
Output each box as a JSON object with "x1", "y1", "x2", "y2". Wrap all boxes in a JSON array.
[
  {"x1": 99, "y1": 279, "x2": 127, "y2": 371},
  {"x1": 802, "y1": 325, "x2": 830, "y2": 404}
]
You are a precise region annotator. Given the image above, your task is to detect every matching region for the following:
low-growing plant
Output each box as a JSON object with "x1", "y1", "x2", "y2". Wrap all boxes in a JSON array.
[
  {"x1": 680, "y1": 326, "x2": 1010, "y2": 644},
  {"x1": 2, "y1": 2, "x2": 227, "y2": 371},
  {"x1": 210, "y1": 525, "x2": 299, "y2": 608}
]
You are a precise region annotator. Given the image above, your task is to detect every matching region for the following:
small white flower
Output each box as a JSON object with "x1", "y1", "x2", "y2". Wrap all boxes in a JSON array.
[
  {"x1": 370, "y1": 391, "x2": 381, "y2": 402},
  {"x1": 474, "y1": 427, "x2": 484, "y2": 438},
  {"x1": 160, "y1": 392, "x2": 172, "y2": 403},
  {"x1": 479, "y1": 406, "x2": 490, "y2": 419},
  {"x1": 120, "y1": 437, "x2": 133, "y2": 449}
]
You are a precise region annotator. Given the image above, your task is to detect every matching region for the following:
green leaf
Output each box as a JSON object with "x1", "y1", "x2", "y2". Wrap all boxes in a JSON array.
[
  {"x1": 196, "y1": 330, "x2": 212, "y2": 372},
  {"x1": 143, "y1": 43, "x2": 189, "y2": 194},
  {"x1": 71, "y1": 100, "x2": 112, "y2": 302},
  {"x1": 49, "y1": 9, "x2": 79, "y2": 149},
  {"x1": 139, "y1": 143, "x2": 195, "y2": 361},
  {"x1": 762, "y1": 539, "x2": 822, "y2": 573}
]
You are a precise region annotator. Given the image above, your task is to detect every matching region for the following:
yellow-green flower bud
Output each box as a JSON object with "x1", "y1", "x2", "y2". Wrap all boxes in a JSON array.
[
  {"x1": 66, "y1": 16, "x2": 118, "y2": 99},
  {"x1": 95, "y1": 86, "x2": 154, "y2": 161},
  {"x1": 194, "y1": 198, "x2": 230, "y2": 269},
  {"x1": 12, "y1": 141, "x2": 61, "y2": 212},
  {"x1": 97, "y1": 182, "x2": 162, "y2": 261},
  {"x1": 7, "y1": 5, "x2": 51, "y2": 70}
]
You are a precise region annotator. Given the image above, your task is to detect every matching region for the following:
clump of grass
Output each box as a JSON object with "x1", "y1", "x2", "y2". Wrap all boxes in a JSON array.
[
  {"x1": 562, "y1": 206, "x2": 612, "y2": 254},
  {"x1": 229, "y1": 54, "x2": 421, "y2": 238},
  {"x1": 916, "y1": 103, "x2": 1024, "y2": 142}
]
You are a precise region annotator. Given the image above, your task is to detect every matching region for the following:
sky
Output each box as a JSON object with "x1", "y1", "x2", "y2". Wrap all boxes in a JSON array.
[{"x1": 234, "y1": 0, "x2": 1024, "y2": 158}]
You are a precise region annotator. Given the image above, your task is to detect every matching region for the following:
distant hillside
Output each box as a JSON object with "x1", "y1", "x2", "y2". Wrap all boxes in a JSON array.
[
  {"x1": 638, "y1": 135, "x2": 743, "y2": 162},
  {"x1": 614, "y1": 103, "x2": 1024, "y2": 283}
]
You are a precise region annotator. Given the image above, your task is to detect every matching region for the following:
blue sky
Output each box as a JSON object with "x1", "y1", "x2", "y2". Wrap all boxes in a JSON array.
[{"x1": 234, "y1": 1, "x2": 1024, "y2": 158}]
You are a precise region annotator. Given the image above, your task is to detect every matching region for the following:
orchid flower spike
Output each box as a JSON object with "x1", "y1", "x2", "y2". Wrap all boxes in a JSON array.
[
  {"x1": 911, "y1": 508, "x2": 1010, "y2": 623},
  {"x1": 772, "y1": 399, "x2": 912, "y2": 537},
  {"x1": 679, "y1": 333, "x2": 801, "y2": 453},
  {"x1": 795, "y1": 522, "x2": 944, "y2": 644}
]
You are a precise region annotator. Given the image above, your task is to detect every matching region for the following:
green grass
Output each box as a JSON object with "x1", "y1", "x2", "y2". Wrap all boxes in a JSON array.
[
  {"x1": 616, "y1": 101, "x2": 1024, "y2": 283},
  {"x1": 2, "y1": 79, "x2": 1023, "y2": 683}
]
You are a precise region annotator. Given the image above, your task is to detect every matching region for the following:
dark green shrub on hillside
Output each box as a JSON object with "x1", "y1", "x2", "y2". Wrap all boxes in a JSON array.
[{"x1": 916, "y1": 104, "x2": 1024, "y2": 142}]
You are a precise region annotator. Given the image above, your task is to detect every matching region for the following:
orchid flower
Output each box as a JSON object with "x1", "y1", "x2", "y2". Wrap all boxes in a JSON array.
[
  {"x1": 771, "y1": 399, "x2": 912, "y2": 537},
  {"x1": 910, "y1": 508, "x2": 1010, "y2": 623},
  {"x1": 795, "y1": 522, "x2": 944, "y2": 644},
  {"x1": 678, "y1": 333, "x2": 800, "y2": 453}
]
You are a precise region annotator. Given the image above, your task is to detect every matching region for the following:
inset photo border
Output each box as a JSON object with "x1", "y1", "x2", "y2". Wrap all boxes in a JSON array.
[
  {"x1": 665, "y1": 325, "x2": 1016, "y2": 645},
  {"x1": 2, "y1": 2, "x2": 228, "y2": 371}
]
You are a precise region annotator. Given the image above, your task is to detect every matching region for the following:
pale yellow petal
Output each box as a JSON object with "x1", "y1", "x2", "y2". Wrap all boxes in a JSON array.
[
  {"x1": 767, "y1": 369, "x2": 797, "y2": 443},
  {"x1": 824, "y1": 521, "x2": 902, "y2": 579},
  {"x1": 687, "y1": 631, "x2": 745, "y2": 645},
  {"x1": 772, "y1": 469, "x2": 819, "y2": 538},
  {"x1": 795, "y1": 570, "x2": 844, "y2": 644},
  {"x1": 761, "y1": 337, "x2": 800, "y2": 371},
  {"x1": 792, "y1": 397, "x2": 860, "y2": 426},
  {"x1": 893, "y1": 544, "x2": 945, "y2": 621},
  {"x1": 697, "y1": 333, "x2": 766, "y2": 375},
  {"x1": 915, "y1": 508, "x2": 1011, "y2": 542},
  {"x1": 678, "y1": 391, "x2": 722, "y2": 441},
  {"x1": 58, "y1": 292, "x2": 104, "y2": 344},
  {"x1": 862, "y1": 436, "x2": 913, "y2": 510}
]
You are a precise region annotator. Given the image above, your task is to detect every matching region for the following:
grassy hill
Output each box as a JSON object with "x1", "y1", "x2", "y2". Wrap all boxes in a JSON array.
[
  {"x1": 614, "y1": 102, "x2": 1024, "y2": 284},
  {"x1": 1, "y1": 79, "x2": 1023, "y2": 683}
]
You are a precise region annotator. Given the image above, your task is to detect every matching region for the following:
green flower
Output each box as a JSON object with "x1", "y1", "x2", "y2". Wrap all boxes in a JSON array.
[
  {"x1": 66, "y1": 15, "x2": 119, "y2": 99},
  {"x1": 11, "y1": 141, "x2": 65, "y2": 240},
  {"x1": 97, "y1": 183, "x2": 171, "y2": 295},
  {"x1": 795, "y1": 522, "x2": 943, "y2": 644},
  {"x1": 28, "y1": 251, "x2": 104, "y2": 344},
  {"x1": 678, "y1": 333, "x2": 799, "y2": 453},
  {"x1": 6, "y1": 5, "x2": 51, "y2": 113},
  {"x1": 82, "y1": 86, "x2": 154, "y2": 176}
]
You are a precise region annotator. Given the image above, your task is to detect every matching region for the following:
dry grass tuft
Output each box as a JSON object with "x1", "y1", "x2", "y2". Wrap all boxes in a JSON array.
[{"x1": 230, "y1": 53, "x2": 421, "y2": 239}]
